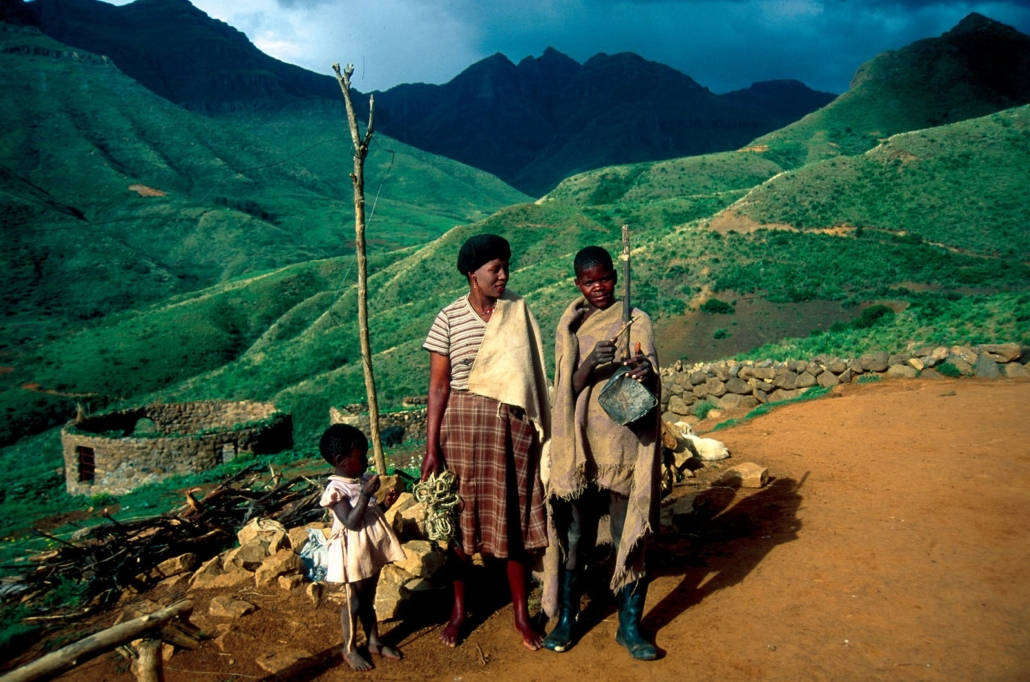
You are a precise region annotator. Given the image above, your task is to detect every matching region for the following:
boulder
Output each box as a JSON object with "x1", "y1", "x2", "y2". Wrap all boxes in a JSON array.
[
  {"x1": 950, "y1": 345, "x2": 978, "y2": 365},
  {"x1": 704, "y1": 377, "x2": 727, "y2": 397},
  {"x1": 375, "y1": 563, "x2": 417, "y2": 620},
  {"x1": 254, "y1": 549, "x2": 303, "y2": 587},
  {"x1": 394, "y1": 540, "x2": 445, "y2": 578},
  {"x1": 974, "y1": 355, "x2": 1001, "y2": 378},
  {"x1": 208, "y1": 595, "x2": 256, "y2": 619},
  {"x1": 980, "y1": 343, "x2": 1021, "y2": 363},
  {"x1": 225, "y1": 543, "x2": 267, "y2": 572},
  {"x1": 860, "y1": 352, "x2": 889, "y2": 372},
  {"x1": 716, "y1": 393, "x2": 759, "y2": 410},
  {"x1": 1003, "y1": 362, "x2": 1029, "y2": 378},
  {"x1": 392, "y1": 500, "x2": 428, "y2": 539},
  {"x1": 278, "y1": 573, "x2": 305, "y2": 591},
  {"x1": 796, "y1": 371, "x2": 817, "y2": 388},
  {"x1": 775, "y1": 371, "x2": 798, "y2": 390},
  {"x1": 667, "y1": 395, "x2": 692, "y2": 416},
  {"x1": 237, "y1": 518, "x2": 288, "y2": 548},
  {"x1": 816, "y1": 371, "x2": 839, "y2": 388},
  {"x1": 724, "y1": 377, "x2": 750, "y2": 395},
  {"x1": 886, "y1": 364, "x2": 917, "y2": 378},
  {"x1": 155, "y1": 553, "x2": 197, "y2": 579},
  {"x1": 718, "y1": 462, "x2": 769, "y2": 489}
]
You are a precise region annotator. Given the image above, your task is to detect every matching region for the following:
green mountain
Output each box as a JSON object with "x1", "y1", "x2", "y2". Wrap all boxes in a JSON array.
[{"x1": 750, "y1": 12, "x2": 1030, "y2": 169}]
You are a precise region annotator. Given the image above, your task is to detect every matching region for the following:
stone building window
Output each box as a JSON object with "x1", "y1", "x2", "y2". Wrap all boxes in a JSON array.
[
  {"x1": 220, "y1": 442, "x2": 237, "y2": 463},
  {"x1": 77, "y1": 446, "x2": 95, "y2": 483}
]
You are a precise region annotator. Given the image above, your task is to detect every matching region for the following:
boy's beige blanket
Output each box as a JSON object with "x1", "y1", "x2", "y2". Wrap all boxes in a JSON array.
[
  {"x1": 467, "y1": 289, "x2": 551, "y2": 444},
  {"x1": 543, "y1": 297, "x2": 661, "y2": 615}
]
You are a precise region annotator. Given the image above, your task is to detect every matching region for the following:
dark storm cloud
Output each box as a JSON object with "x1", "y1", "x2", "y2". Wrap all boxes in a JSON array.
[{"x1": 139, "y1": 0, "x2": 1030, "y2": 94}]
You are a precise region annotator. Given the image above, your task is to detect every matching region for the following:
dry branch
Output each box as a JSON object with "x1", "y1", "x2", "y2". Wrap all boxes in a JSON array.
[{"x1": 0, "y1": 600, "x2": 192, "y2": 682}]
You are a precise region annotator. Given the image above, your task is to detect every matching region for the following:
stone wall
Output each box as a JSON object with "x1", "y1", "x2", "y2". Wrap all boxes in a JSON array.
[
  {"x1": 61, "y1": 401, "x2": 292, "y2": 496},
  {"x1": 329, "y1": 400, "x2": 428, "y2": 444},
  {"x1": 659, "y1": 342, "x2": 1027, "y2": 422}
]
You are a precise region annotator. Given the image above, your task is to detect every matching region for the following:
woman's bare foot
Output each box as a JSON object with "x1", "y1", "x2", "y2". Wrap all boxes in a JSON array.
[
  {"x1": 516, "y1": 621, "x2": 544, "y2": 651},
  {"x1": 369, "y1": 640, "x2": 403, "y2": 660},
  {"x1": 343, "y1": 648, "x2": 373, "y2": 671}
]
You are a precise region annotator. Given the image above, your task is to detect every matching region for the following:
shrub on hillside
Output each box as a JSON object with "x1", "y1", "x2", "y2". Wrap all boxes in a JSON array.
[{"x1": 701, "y1": 298, "x2": 735, "y2": 314}]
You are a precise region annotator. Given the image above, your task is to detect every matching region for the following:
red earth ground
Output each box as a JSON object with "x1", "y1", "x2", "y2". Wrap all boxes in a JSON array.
[{"x1": 36, "y1": 377, "x2": 1030, "y2": 680}]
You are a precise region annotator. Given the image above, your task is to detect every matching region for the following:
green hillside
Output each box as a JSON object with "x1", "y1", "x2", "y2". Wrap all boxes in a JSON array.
[
  {"x1": 16, "y1": 105, "x2": 1023, "y2": 458},
  {"x1": 723, "y1": 106, "x2": 1030, "y2": 257},
  {"x1": 0, "y1": 24, "x2": 528, "y2": 329}
]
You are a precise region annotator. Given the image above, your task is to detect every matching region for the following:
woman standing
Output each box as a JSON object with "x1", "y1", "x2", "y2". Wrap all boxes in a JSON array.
[{"x1": 422, "y1": 233, "x2": 551, "y2": 650}]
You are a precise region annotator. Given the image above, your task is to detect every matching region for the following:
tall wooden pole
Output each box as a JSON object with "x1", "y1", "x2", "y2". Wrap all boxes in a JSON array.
[{"x1": 332, "y1": 63, "x2": 386, "y2": 475}]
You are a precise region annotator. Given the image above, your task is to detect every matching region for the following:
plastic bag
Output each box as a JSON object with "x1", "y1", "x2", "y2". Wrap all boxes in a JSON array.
[{"x1": 298, "y1": 528, "x2": 328, "y2": 582}]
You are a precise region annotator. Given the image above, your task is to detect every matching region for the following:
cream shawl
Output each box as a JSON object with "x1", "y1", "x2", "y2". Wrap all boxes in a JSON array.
[{"x1": 466, "y1": 289, "x2": 551, "y2": 445}]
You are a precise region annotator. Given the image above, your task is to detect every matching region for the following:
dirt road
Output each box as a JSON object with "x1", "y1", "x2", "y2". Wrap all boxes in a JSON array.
[{"x1": 57, "y1": 377, "x2": 1030, "y2": 681}]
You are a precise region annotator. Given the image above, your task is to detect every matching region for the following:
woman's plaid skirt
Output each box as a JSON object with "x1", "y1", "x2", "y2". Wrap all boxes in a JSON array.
[{"x1": 440, "y1": 390, "x2": 548, "y2": 558}]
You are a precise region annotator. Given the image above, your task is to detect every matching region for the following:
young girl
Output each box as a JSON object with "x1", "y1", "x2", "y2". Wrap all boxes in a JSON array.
[{"x1": 318, "y1": 423, "x2": 407, "y2": 671}]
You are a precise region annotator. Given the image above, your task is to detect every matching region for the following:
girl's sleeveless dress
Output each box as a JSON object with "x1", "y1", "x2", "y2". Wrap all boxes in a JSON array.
[{"x1": 319, "y1": 474, "x2": 406, "y2": 584}]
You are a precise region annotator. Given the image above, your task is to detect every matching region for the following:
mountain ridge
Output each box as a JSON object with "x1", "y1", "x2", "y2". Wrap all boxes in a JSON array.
[{"x1": 10, "y1": 0, "x2": 835, "y2": 194}]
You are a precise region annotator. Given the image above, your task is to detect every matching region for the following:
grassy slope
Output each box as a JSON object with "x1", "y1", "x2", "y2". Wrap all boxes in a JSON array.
[
  {"x1": 23, "y1": 107, "x2": 1023, "y2": 455},
  {"x1": 0, "y1": 25, "x2": 528, "y2": 328}
]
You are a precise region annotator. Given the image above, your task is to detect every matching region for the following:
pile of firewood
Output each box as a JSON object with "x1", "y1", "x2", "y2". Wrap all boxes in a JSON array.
[{"x1": 5, "y1": 463, "x2": 326, "y2": 619}]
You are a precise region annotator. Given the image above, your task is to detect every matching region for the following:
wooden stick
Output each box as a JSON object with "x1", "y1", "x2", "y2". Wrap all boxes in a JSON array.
[{"x1": 0, "y1": 600, "x2": 192, "y2": 682}]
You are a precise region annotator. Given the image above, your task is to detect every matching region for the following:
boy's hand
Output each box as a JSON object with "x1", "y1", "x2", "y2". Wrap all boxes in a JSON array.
[
  {"x1": 588, "y1": 339, "x2": 617, "y2": 367},
  {"x1": 362, "y1": 475, "x2": 381, "y2": 496},
  {"x1": 623, "y1": 342, "x2": 652, "y2": 382},
  {"x1": 383, "y1": 487, "x2": 400, "y2": 508}
]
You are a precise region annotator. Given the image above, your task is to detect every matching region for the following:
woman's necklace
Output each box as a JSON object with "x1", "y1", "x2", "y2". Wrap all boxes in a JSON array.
[{"x1": 471, "y1": 296, "x2": 495, "y2": 319}]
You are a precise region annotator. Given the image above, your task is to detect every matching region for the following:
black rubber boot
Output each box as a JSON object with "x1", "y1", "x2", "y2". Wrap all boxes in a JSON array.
[
  {"x1": 615, "y1": 580, "x2": 658, "y2": 660},
  {"x1": 543, "y1": 568, "x2": 578, "y2": 652}
]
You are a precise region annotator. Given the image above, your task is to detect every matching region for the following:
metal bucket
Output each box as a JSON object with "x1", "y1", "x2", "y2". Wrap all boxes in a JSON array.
[{"x1": 597, "y1": 365, "x2": 658, "y2": 425}]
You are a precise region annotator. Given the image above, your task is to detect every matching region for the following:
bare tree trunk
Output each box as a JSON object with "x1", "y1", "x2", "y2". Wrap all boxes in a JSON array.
[
  {"x1": 0, "y1": 600, "x2": 191, "y2": 682},
  {"x1": 332, "y1": 63, "x2": 386, "y2": 476}
]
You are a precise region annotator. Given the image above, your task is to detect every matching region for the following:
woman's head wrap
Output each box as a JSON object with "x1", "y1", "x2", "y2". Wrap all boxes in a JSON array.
[{"x1": 457, "y1": 234, "x2": 510, "y2": 275}]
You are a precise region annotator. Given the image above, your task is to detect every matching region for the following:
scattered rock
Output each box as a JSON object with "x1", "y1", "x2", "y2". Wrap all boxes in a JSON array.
[
  {"x1": 208, "y1": 595, "x2": 256, "y2": 619},
  {"x1": 719, "y1": 463, "x2": 769, "y2": 489}
]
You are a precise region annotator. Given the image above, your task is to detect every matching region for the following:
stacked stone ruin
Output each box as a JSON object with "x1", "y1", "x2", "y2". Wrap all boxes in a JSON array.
[
  {"x1": 659, "y1": 342, "x2": 1026, "y2": 422},
  {"x1": 61, "y1": 400, "x2": 292, "y2": 496}
]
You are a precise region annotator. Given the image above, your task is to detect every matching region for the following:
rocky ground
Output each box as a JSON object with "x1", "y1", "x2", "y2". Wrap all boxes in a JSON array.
[{"x1": 16, "y1": 377, "x2": 1030, "y2": 681}]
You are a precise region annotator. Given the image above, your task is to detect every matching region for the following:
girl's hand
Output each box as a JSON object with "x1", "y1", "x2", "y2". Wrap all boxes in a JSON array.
[
  {"x1": 362, "y1": 474, "x2": 381, "y2": 497},
  {"x1": 383, "y1": 487, "x2": 400, "y2": 509}
]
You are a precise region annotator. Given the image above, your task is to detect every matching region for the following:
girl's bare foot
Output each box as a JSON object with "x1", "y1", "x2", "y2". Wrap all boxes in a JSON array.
[
  {"x1": 440, "y1": 615, "x2": 464, "y2": 647},
  {"x1": 369, "y1": 642, "x2": 403, "y2": 660},
  {"x1": 343, "y1": 648, "x2": 373, "y2": 671}
]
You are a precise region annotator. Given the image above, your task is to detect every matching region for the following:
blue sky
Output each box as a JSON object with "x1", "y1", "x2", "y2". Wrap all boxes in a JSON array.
[{"x1": 102, "y1": 0, "x2": 1030, "y2": 94}]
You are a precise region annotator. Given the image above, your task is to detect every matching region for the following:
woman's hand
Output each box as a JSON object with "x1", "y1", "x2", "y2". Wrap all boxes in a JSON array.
[{"x1": 421, "y1": 449, "x2": 442, "y2": 479}]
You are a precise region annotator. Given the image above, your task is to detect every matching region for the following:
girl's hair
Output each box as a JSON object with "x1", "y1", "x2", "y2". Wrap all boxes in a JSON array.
[
  {"x1": 574, "y1": 246, "x2": 614, "y2": 276},
  {"x1": 319, "y1": 423, "x2": 368, "y2": 465}
]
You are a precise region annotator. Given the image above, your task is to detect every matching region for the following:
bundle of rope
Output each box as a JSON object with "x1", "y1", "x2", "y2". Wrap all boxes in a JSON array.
[{"x1": 412, "y1": 470, "x2": 460, "y2": 543}]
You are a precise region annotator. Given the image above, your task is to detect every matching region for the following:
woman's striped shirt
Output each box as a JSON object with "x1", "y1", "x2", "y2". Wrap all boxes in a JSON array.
[{"x1": 423, "y1": 295, "x2": 487, "y2": 390}]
